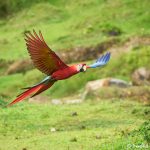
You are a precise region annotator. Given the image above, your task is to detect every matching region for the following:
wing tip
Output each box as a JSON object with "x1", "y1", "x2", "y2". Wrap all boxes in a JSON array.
[
  {"x1": 98, "y1": 51, "x2": 111, "y2": 63},
  {"x1": 89, "y1": 51, "x2": 111, "y2": 68}
]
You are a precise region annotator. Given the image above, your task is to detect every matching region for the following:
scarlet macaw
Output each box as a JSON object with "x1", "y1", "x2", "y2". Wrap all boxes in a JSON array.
[{"x1": 8, "y1": 30, "x2": 111, "y2": 106}]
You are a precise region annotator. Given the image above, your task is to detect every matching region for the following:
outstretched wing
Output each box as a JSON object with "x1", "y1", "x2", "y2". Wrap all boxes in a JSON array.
[
  {"x1": 25, "y1": 30, "x2": 68, "y2": 75},
  {"x1": 87, "y1": 52, "x2": 111, "y2": 68}
]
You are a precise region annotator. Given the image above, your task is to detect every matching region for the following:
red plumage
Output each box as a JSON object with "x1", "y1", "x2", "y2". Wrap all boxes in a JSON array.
[
  {"x1": 9, "y1": 80, "x2": 55, "y2": 106},
  {"x1": 51, "y1": 65, "x2": 78, "y2": 80},
  {"x1": 25, "y1": 30, "x2": 68, "y2": 75},
  {"x1": 8, "y1": 84, "x2": 43, "y2": 106}
]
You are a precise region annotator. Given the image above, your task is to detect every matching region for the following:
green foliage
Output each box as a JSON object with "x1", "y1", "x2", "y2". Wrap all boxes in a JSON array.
[
  {"x1": 0, "y1": 0, "x2": 47, "y2": 18},
  {"x1": 126, "y1": 120, "x2": 150, "y2": 150},
  {"x1": 0, "y1": 99, "x2": 7, "y2": 108},
  {"x1": 100, "y1": 23, "x2": 122, "y2": 36},
  {"x1": 139, "y1": 120, "x2": 150, "y2": 143}
]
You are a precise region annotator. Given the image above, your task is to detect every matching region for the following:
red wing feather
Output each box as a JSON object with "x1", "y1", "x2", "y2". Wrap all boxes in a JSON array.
[{"x1": 25, "y1": 30, "x2": 68, "y2": 75}]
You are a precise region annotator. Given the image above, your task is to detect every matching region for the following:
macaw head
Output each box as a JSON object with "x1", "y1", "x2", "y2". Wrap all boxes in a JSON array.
[{"x1": 76, "y1": 64, "x2": 87, "y2": 72}]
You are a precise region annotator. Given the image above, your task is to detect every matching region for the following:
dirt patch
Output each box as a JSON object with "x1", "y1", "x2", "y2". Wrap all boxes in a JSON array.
[
  {"x1": 58, "y1": 36, "x2": 150, "y2": 63},
  {"x1": 0, "y1": 59, "x2": 13, "y2": 75},
  {"x1": 58, "y1": 38, "x2": 120, "y2": 63},
  {"x1": 131, "y1": 67, "x2": 150, "y2": 86},
  {"x1": 5, "y1": 59, "x2": 34, "y2": 75},
  {"x1": 28, "y1": 95, "x2": 50, "y2": 104},
  {"x1": 109, "y1": 36, "x2": 150, "y2": 57}
]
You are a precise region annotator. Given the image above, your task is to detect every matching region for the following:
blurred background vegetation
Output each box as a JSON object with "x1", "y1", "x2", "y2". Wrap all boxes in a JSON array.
[{"x1": 0, "y1": 0, "x2": 150, "y2": 150}]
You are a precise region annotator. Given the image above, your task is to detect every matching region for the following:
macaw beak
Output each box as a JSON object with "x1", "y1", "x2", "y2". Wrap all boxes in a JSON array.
[
  {"x1": 80, "y1": 65, "x2": 86, "y2": 72},
  {"x1": 83, "y1": 65, "x2": 86, "y2": 71}
]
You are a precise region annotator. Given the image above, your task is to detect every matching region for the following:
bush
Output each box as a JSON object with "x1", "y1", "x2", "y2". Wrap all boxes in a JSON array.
[
  {"x1": 0, "y1": 0, "x2": 44, "y2": 18},
  {"x1": 139, "y1": 120, "x2": 150, "y2": 143},
  {"x1": 130, "y1": 120, "x2": 150, "y2": 144},
  {"x1": 100, "y1": 23, "x2": 122, "y2": 36},
  {"x1": 0, "y1": 99, "x2": 7, "y2": 108}
]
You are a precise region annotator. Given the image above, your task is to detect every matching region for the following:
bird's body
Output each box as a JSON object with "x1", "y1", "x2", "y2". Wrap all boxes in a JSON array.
[
  {"x1": 8, "y1": 30, "x2": 111, "y2": 106},
  {"x1": 51, "y1": 65, "x2": 79, "y2": 80}
]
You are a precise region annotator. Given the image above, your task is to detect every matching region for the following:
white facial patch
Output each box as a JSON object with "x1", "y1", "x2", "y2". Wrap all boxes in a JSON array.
[
  {"x1": 83, "y1": 65, "x2": 86, "y2": 71},
  {"x1": 76, "y1": 64, "x2": 82, "y2": 71},
  {"x1": 76, "y1": 64, "x2": 87, "y2": 72}
]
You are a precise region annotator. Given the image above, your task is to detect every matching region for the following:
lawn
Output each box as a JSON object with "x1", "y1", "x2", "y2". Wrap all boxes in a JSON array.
[
  {"x1": 0, "y1": 0, "x2": 149, "y2": 60},
  {"x1": 0, "y1": 100, "x2": 149, "y2": 150}
]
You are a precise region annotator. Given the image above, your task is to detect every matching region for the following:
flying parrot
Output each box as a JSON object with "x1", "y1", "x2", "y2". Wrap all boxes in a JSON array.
[{"x1": 8, "y1": 30, "x2": 111, "y2": 106}]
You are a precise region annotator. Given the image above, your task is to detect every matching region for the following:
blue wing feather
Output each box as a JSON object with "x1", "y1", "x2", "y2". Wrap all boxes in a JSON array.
[{"x1": 89, "y1": 52, "x2": 111, "y2": 68}]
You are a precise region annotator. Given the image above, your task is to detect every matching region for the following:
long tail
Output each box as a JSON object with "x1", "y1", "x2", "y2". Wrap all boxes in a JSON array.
[{"x1": 8, "y1": 76, "x2": 55, "y2": 106}]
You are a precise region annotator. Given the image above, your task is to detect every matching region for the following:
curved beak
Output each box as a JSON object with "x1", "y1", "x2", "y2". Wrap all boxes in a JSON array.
[
  {"x1": 83, "y1": 65, "x2": 86, "y2": 71},
  {"x1": 80, "y1": 65, "x2": 86, "y2": 72}
]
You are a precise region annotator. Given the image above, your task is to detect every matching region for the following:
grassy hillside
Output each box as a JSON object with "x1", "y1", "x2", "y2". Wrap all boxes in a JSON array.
[
  {"x1": 0, "y1": 0, "x2": 149, "y2": 60},
  {"x1": 1, "y1": 45, "x2": 149, "y2": 100},
  {"x1": 0, "y1": 100, "x2": 149, "y2": 150},
  {"x1": 0, "y1": 0, "x2": 149, "y2": 101}
]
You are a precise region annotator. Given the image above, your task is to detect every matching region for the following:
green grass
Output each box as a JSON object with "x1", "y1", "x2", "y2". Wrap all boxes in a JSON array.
[
  {"x1": 0, "y1": 0, "x2": 149, "y2": 60},
  {"x1": 0, "y1": 100, "x2": 149, "y2": 150}
]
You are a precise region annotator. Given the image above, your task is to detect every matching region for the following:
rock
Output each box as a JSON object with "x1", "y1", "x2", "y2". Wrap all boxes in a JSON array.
[
  {"x1": 101, "y1": 25, "x2": 122, "y2": 36},
  {"x1": 82, "y1": 78, "x2": 131, "y2": 100},
  {"x1": 51, "y1": 98, "x2": 83, "y2": 105},
  {"x1": 51, "y1": 99, "x2": 63, "y2": 105},
  {"x1": 50, "y1": 128, "x2": 56, "y2": 132},
  {"x1": 85, "y1": 78, "x2": 110, "y2": 91},
  {"x1": 132, "y1": 67, "x2": 150, "y2": 86},
  {"x1": 70, "y1": 137, "x2": 77, "y2": 142},
  {"x1": 83, "y1": 85, "x2": 150, "y2": 104},
  {"x1": 109, "y1": 78, "x2": 131, "y2": 87},
  {"x1": 95, "y1": 135, "x2": 101, "y2": 139},
  {"x1": 6, "y1": 59, "x2": 33, "y2": 75},
  {"x1": 80, "y1": 125, "x2": 86, "y2": 129},
  {"x1": 85, "y1": 78, "x2": 130, "y2": 91},
  {"x1": 65, "y1": 99, "x2": 83, "y2": 104},
  {"x1": 28, "y1": 95, "x2": 50, "y2": 104},
  {"x1": 71, "y1": 112, "x2": 78, "y2": 116},
  {"x1": 15, "y1": 137, "x2": 19, "y2": 140}
]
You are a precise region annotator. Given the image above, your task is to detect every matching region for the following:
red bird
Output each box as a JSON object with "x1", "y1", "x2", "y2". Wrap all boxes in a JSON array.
[{"x1": 8, "y1": 30, "x2": 111, "y2": 106}]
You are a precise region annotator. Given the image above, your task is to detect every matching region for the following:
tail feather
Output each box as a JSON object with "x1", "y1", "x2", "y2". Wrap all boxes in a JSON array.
[
  {"x1": 8, "y1": 84, "x2": 43, "y2": 106},
  {"x1": 31, "y1": 81, "x2": 55, "y2": 98},
  {"x1": 8, "y1": 80, "x2": 55, "y2": 106}
]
